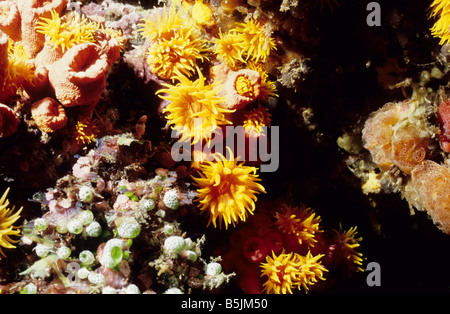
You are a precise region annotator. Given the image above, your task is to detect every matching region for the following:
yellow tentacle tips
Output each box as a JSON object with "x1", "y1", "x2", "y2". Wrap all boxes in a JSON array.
[
  {"x1": 232, "y1": 18, "x2": 276, "y2": 63},
  {"x1": 157, "y1": 71, "x2": 234, "y2": 144},
  {"x1": 260, "y1": 251, "x2": 328, "y2": 294},
  {"x1": 36, "y1": 10, "x2": 98, "y2": 53},
  {"x1": 75, "y1": 120, "x2": 98, "y2": 145},
  {"x1": 138, "y1": 5, "x2": 209, "y2": 80},
  {"x1": 192, "y1": 148, "x2": 266, "y2": 229},
  {"x1": 243, "y1": 105, "x2": 272, "y2": 135},
  {"x1": 275, "y1": 205, "x2": 322, "y2": 248},
  {"x1": 332, "y1": 225, "x2": 365, "y2": 273},
  {"x1": 0, "y1": 188, "x2": 23, "y2": 259},
  {"x1": 429, "y1": 0, "x2": 450, "y2": 45}
]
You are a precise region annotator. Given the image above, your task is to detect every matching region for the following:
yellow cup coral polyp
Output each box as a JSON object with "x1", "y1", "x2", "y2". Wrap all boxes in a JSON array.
[
  {"x1": 146, "y1": 30, "x2": 209, "y2": 80},
  {"x1": 192, "y1": 148, "x2": 266, "y2": 229},
  {"x1": 429, "y1": 0, "x2": 450, "y2": 45},
  {"x1": 275, "y1": 205, "x2": 322, "y2": 248},
  {"x1": 260, "y1": 251, "x2": 327, "y2": 294},
  {"x1": 138, "y1": 4, "x2": 185, "y2": 43},
  {"x1": 139, "y1": 5, "x2": 208, "y2": 81},
  {"x1": 213, "y1": 30, "x2": 244, "y2": 69},
  {"x1": 0, "y1": 188, "x2": 22, "y2": 259},
  {"x1": 232, "y1": 18, "x2": 276, "y2": 63},
  {"x1": 331, "y1": 226, "x2": 365, "y2": 273},
  {"x1": 157, "y1": 70, "x2": 234, "y2": 144},
  {"x1": 0, "y1": 33, "x2": 35, "y2": 101},
  {"x1": 243, "y1": 105, "x2": 272, "y2": 135}
]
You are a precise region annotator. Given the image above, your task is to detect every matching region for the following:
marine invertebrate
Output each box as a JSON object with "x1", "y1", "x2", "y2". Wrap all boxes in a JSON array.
[
  {"x1": 192, "y1": 148, "x2": 266, "y2": 229},
  {"x1": 157, "y1": 70, "x2": 234, "y2": 144},
  {"x1": 0, "y1": 103, "x2": 19, "y2": 137},
  {"x1": 243, "y1": 105, "x2": 272, "y2": 135},
  {"x1": 48, "y1": 43, "x2": 109, "y2": 108},
  {"x1": 232, "y1": 18, "x2": 276, "y2": 63},
  {"x1": 211, "y1": 64, "x2": 261, "y2": 110},
  {"x1": 246, "y1": 62, "x2": 278, "y2": 102},
  {"x1": 389, "y1": 123, "x2": 429, "y2": 174},
  {"x1": 138, "y1": 5, "x2": 185, "y2": 43},
  {"x1": 362, "y1": 101, "x2": 430, "y2": 174},
  {"x1": 429, "y1": 0, "x2": 450, "y2": 45},
  {"x1": 16, "y1": 0, "x2": 69, "y2": 56},
  {"x1": 213, "y1": 30, "x2": 244, "y2": 69},
  {"x1": 6, "y1": 40, "x2": 35, "y2": 87},
  {"x1": 1, "y1": 37, "x2": 35, "y2": 101},
  {"x1": 145, "y1": 28, "x2": 209, "y2": 80},
  {"x1": 410, "y1": 160, "x2": 450, "y2": 234},
  {"x1": 293, "y1": 252, "x2": 327, "y2": 293},
  {"x1": 30, "y1": 97, "x2": 67, "y2": 133},
  {"x1": 36, "y1": 10, "x2": 97, "y2": 54},
  {"x1": 275, "y1": 205, "x2": 322, "y2": 248},
  {"x1": 0, "y1": 188, "x2": 23, "y2": 259},
  {"x1": 138, "y1": 5, "x2": 209, "y2": 80},
  {"x1": 260, "y1": 251, "x2": 327, "y2": 294},
  {"x1": 331, "y1": 226, "x2": 365, "y2": 273},
  {"x1": 438, "y1": 99, "x2": 450, "y2": 152},
  {"x1": 0, "y1": 2, "x2": 21, "y2": 42},
  {"x1": 74, "y1": 120, "x2": 98, "y2": 145},
  {"x1": 191, "y1": 0, "x2": 214, "y2": 27}
]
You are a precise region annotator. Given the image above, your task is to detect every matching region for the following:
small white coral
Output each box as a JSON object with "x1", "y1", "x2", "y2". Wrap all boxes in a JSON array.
[
  {"x1": 165, "y1": 287, "x2": 183, "y2": 294},
  {"x1": 117, "y1": 218, "x2": 141, "y2": 239},
  {"x1": 85, "y1": 221, "x2": 102, "y2": 237},
  {"x1": 163, "y1": 236, "x2": 185, "y2": 254},
  {"x1": 100, "y1": 238, "x2": 125, "y2": 269},
  {"x1": 88, "y1": 272, "x2": 106, "y2": 285},
  {"x1": 163, "y1": 189, "x2": 179, "y2": 210},
  {"x1": 205, "y1": 262, "x2": 222, "y2": 276}
]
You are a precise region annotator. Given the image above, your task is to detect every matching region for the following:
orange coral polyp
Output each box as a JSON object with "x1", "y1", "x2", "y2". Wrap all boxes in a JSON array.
[
  {"x1": 138, "y1": 4, "x2": 186, "y2": 43},
  {"x1": 260, "y1": 251, "x2": 303, "y2": 294},
  {"x1": 213, "y1": 30, "x2": 244, "y2": 69},
  {"x1": 275, "y1": 205, "x2": 322, "y2": 247},
  {"x1": 260, "y1": 251, "x2": 327, "y2": 294},
  {"x1": 243, "y1": 105, "x2": 272, "y2": 135},
  {"x1": 31, "y1": 97, "x2": 67, "y2": 133},
  {"x1": 17, "y1": 0, "x2": 69, "y2": 55},
  {"x1": 75, "y1": 120, "x2": 97, "y2": 145},
  {"x1": 192, "y1": 148, "x2": 266, "y2": 229},
  {"x1": 232, "y1": 18, "x2": 276, "y2": 63},
  {"x1": 0, "y1": 187, "x2": 23, "y2": 259},
  {"x1": 332, "y1": 226, "x2": 365, "y2": 272},
  {"x1": 157, "y1": 70, "x2": 234, "y2": 144},
  {"x1": 146, "y1": 28, "x2": 209, "y2": 81}
]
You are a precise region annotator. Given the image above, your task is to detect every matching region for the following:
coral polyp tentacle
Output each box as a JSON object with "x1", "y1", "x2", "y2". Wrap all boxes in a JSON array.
[
  {"x1": 192, "y1": 148, "x2": 266, "y2": 229},
  {"x1": 0, "y1": 188, "x2": 22, "y2": 259}
]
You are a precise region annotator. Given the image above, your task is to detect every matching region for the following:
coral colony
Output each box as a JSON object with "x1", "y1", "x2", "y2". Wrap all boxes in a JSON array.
[{"x1": 0, "y1": 0, "x2": 448, "y2": 296}]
